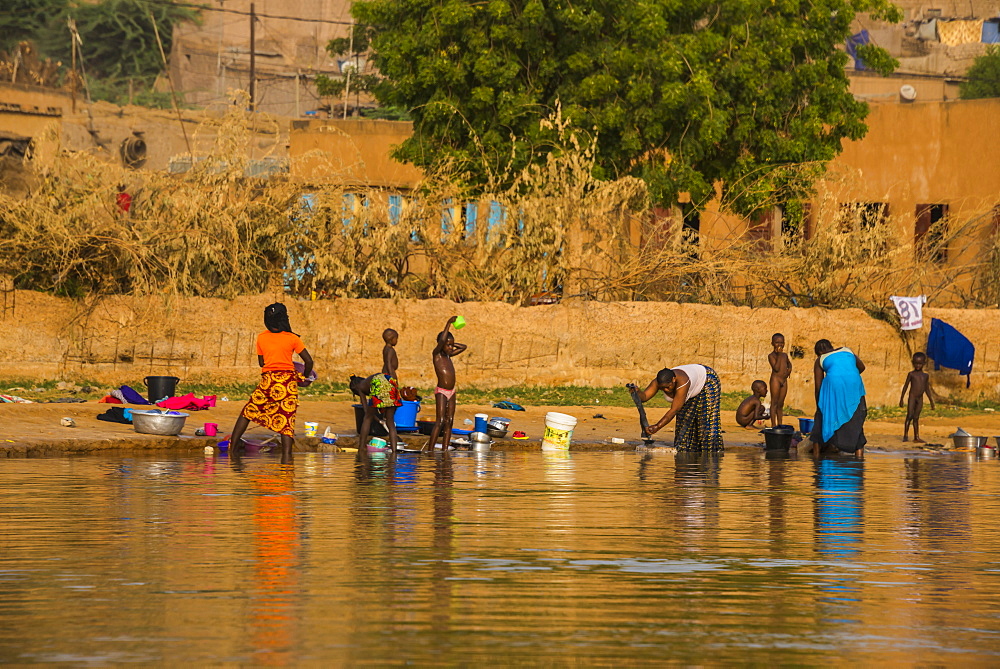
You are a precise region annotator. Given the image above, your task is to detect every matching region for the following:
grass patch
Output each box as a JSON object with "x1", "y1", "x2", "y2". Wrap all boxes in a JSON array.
[
  {"x1": 867, "y1": 403, "x2": 996, "y2": 421},
  {"x1": 0, "y1": 378, "x2": 807, "y2": 414}
]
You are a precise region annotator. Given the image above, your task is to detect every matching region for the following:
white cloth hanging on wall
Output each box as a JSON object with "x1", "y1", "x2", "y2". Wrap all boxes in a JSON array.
[{"x1": 890, "y1": 295, "x2": 927, "y2": 331}]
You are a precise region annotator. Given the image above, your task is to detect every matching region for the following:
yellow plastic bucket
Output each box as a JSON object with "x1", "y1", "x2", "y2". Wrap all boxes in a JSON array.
[{"x1": 541, "y1": 412, "x2": 578, "y2": 451}]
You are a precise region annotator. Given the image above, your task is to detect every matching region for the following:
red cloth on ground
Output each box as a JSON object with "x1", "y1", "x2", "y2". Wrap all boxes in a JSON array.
[
  {"x1": 98, "y1": 395, "x2": 123, "y2": 404},
  {"x1": 116, "y1": 192, "x2": 132, "y2": 213},
  {"x1": 156, "y1": 394, "x2": 217, "y2": 411}
]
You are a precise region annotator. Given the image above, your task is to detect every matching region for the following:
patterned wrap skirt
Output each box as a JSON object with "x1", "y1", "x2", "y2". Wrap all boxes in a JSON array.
[
  {"x1": 369, "y1": 373, "x2": 401, "y2": 408},
  {"x1": 241, "y1": 371, "x2": 299, "y2": 437},
  {"x1": 674, "y1": 366, "x2": 724, "y2": 452}
]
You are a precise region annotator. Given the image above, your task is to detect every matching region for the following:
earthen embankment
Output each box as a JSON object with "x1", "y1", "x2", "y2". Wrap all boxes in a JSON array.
[{"x1": 0, "y1": 291, "x2": 997, "y2": 412}]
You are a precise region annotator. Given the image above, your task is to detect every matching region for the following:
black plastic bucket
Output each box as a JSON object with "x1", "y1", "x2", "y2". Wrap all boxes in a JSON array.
[
  {"x1": 761, "y1": 427, "x2": 794, "y2": 450},
  {"x1": 144, "y1": 375, "x2": 180, "y2": 402},
  {"x1": 353, "y1": 404, "x2": 388, "y2": 437}
]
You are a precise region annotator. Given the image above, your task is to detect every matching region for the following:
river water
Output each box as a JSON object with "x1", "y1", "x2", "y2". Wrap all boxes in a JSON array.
[{"x1": 1, "y1": 449, "x2": 999, "y2": 664}]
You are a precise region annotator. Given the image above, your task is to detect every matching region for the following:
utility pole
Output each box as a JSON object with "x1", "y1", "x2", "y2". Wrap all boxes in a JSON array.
[
  {"x1": 343, "y1": 20, "x2": 353, "y2": 119},
  {"x1": 249, "y1": 1, "x2": 256, "y2": 111},
  {"x1": 69, "y1": 19, "x2": 77, "y2": 113}
]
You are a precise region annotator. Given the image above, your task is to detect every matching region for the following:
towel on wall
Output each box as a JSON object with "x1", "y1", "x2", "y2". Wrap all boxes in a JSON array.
[
  {"x1": 938, "y1": 19, "x2": 983, "y2": 47},
  {"x1": 890, "y1": 295, "x2": 927, "y2": 331},
  {"x1": 917, "y1": 19, "x2": 938, "y2": 41},
  {"x1": 926, "y1": 318, "x2": 975, "y2": 387}
]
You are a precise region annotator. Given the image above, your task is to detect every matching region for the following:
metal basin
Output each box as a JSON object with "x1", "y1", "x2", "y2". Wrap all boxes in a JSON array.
[
  {"x1": 131, "y1": 410, "x2": 189, "y2": 436},
  {"x1": 952, "y1": 435, "x2": 988, "y2": 449},
  {"x1": 470, "y1": 431, "x2": 492, "y2": 451},
  {"x1": 487, "y1": 426, "x2": 508, "y2": 438}
]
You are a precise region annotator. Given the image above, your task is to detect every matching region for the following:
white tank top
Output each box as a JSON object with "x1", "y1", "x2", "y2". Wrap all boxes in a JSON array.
[{"x1": 670, "y1": 364, "x2": 707, "y2": 402}]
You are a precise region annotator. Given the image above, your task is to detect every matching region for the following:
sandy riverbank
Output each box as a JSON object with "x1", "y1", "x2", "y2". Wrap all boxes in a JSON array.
[{"x1": 3, "y1": 398, "x2": 999, "y2": 456}]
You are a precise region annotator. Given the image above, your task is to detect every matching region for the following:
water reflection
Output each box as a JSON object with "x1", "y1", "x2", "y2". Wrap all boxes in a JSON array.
[
  {"x1": 2, "y1": 451, "x2": 1000, "y2": 664},
  {"x1": 814, "y1": 459, "x2": 864, "y2": 561},
  {"x1": 672, "y1": 452, "x2": 723, "y2": 533},
  {"x1": 813, "y1": 459, "x2": 864, "y2": 623},
  {"x1": 249, "y1": 464, "x2": 299, "y2": 666},
  {"x1": 431, "y1": 454, "x2": 454, "y2": 635}
]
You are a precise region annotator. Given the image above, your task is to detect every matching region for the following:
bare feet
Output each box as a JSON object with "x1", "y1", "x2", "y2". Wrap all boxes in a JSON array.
[
  {"x1": 902, "y1": 436, "x2": 909, "y2": 442},
  {"x1": 914, "y1": 437, "x2": 925, "y2": 443}
]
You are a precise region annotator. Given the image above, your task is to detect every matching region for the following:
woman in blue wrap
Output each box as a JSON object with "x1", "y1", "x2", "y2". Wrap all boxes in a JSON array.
[{"x1": 811, "y1": 339, "x2": 867, "y2": 457}]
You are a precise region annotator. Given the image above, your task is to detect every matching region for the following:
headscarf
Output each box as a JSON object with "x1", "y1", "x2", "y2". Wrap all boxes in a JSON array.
[{"x1": 264, "y1": 302, "x2": 296, "y2": 334}]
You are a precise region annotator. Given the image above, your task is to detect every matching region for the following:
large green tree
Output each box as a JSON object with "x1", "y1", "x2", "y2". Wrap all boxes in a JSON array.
[
  {"x1": 960, "y1": 46, "x2": 1000, "y2": 100},
  {"x1": 349, "y1": 0, "x2": 900, "y2": 215},
  {"x1": 2, "y1": 0, "x2": 199, "y2": 106},
  {"x1": 38, "y1": 0, "x2": 199, "y2": 83},
  {"x1": 0, "y1": 0, "x2": 67, "y2": 52}
]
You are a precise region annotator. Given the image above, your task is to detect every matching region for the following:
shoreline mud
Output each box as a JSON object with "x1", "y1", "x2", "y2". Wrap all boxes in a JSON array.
[{"x1": 3, "y1": 399, "x2": 998, "y2": 458}]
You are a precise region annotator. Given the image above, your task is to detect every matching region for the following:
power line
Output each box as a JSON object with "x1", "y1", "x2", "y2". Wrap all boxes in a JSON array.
[{"x1": 143, "y1": 0, "x2": 356, "y2": 26}]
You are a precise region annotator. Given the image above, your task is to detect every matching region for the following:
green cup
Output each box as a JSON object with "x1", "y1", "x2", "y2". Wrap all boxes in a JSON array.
[{"x1": 453, "y1": 315, "x2": 467, "y2": 329}]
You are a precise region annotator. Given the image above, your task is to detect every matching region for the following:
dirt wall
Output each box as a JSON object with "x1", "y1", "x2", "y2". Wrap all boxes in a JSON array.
[{"x1": 0, "y1": 291, "x2": 997, "y2": 412}]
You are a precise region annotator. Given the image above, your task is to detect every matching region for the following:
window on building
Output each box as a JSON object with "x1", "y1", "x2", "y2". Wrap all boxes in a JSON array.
[
  {"x1": 679, "y1": 202, "x2": 700, "y2": 256},
  {"x1": 746, "y1": 208, "x2": 777, "y2": 250},
  {"x1": 342, "y1": 192, "x2": 355, "y2": 228},
  {"x1": 839, "y1": 202, "x2": 889, "y2": 231},
  {"x1": 800, "y1": 202, "x2": 815, "y2": 241},
  {"x1": 441, "y1": 198, "x2": 456, "y2": 240},
  {"x1": 642, "y1": 206, "x2": 675, "y2": 249},
  {"x1": 915, "y1": 203, "x2": 949, "y2": 264},
  {"x1": 487, "y1": 200, "x2": 506, "y2": 244},
  {"x1": 388, "y1": 194, "x2": 402, "y2": 225},
  {"x1": 464, "y1": 202, "x2": 478, "y2": 240}
]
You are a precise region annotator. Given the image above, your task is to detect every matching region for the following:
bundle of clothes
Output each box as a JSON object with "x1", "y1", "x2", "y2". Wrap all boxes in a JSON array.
[{"x1": 98, "y1": 385, "x2": 216, "y2": 410}]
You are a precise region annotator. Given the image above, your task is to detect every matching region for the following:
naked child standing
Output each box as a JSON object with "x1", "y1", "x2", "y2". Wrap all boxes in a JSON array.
[
  {"x1": 768, "y1": 333, "x2": 792, "y2": 427},
  {"x1": 900, "y1": 352, "x2": 935, "y2": 442},
  {"x1": 423, "y1": 316, "x2": 467, "y2": 452}
]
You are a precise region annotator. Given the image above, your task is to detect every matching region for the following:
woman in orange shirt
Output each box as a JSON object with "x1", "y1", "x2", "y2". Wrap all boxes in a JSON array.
[{"x1": 229, "y1": 303, "x2": 314, "y2": 459}]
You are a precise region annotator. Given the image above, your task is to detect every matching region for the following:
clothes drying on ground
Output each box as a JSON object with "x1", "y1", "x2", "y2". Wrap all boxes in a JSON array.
[
  {"x1": 926, "y1": 318, "x2": 975, "y2": 387},
  {"x1": 889, "y1": 295, "x2": 927, "y2": 331},
  {"x1": 96, "y1": 406, "x2": 133, "y2": 424},
  {"x1": 812, "y1": 348, "x2": 867, "y2": 452},
  {"x1": 118, "y1": 385, "x2": 150, "y2": 404},
  {"x1": 492, "y1": 401, "x2": 525, "y2": 411},
  {"x1": 0, "y1": 394, "x2": 32, "y2": 403},
  {"x1": 156, "y1": 394, "x2": 217, "y2": 411},
  {"x1": 98, "y1": 395, "x2": 123, "y2": 404}
]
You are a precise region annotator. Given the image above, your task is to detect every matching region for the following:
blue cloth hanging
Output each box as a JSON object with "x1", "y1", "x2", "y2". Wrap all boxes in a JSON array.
[
  {"x1": 846, "y1": 30, "x2": 871, "y2": 70},
  {"x1": 926, "y1": 318, "x2": 975, "y2": 387},
  {"x1": 983, "y1": 20, "x2": 1000, "y2": 44}
]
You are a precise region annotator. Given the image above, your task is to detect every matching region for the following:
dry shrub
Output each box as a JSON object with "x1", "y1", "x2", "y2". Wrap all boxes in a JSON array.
[
  {"x1": 1, "y1": 99, "x2": 997, "y2": 311},
  {"x1": 0, "y1": 100, "x2": 300, "y2": 298}
]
